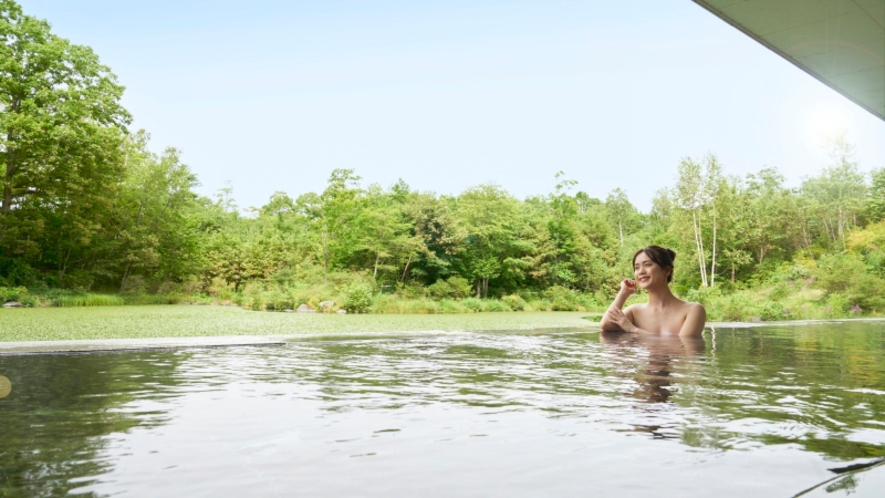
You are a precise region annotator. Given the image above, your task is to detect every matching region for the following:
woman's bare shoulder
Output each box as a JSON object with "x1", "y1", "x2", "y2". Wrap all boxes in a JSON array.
[
  {"x1": 623, "y1": 303, "x2": 645, "y2": 317},
  {"x1": 682, "y1": 301, "x2": 706, "y2": 317}
]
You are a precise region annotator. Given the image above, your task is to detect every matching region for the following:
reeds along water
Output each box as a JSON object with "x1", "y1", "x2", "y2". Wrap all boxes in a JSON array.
[{"x1": 51, "y1": 294, "x2": 125, "y2": 307}]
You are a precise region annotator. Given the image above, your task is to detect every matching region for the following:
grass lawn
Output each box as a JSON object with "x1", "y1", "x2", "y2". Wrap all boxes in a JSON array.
[{"x1": 0, "y1": 306, "x2": 599, "y2": 342}]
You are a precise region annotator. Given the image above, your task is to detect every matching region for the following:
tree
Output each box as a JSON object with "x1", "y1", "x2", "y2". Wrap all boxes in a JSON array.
[
  {"x1": 868, "y1": 168, "x2": 885, "y2": 222},
  {"x1": 456, "y1": 184, "x2": 528, "y2": 298},
  {"x1": 801, "y1": 140, "x2": 868, "y2": 248},
  {"x1": 112, "y1": 132, "x2": 200, "y2": 291},
  {"x1": 605, "y1": 188, "x2": 639, "y2": 246},
  {"x1": 0, "y1": 0, "x2": 130, "y2": 264},
  {"x1": 674, "y1": 157, "x2": 709, "y2": 287}
]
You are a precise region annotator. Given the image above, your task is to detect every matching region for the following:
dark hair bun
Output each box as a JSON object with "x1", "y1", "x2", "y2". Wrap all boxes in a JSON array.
[{"x1": 666, "y1": 248, "x2": 676, "y2": 261}]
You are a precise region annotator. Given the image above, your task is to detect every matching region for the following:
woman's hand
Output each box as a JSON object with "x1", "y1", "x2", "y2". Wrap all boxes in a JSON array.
[
  {"x1": 619, "y1": 279, "x2": 637, "y2": 296},
  {"x1": 603, "y1": 307, "x2": 637, "y2": 333}
]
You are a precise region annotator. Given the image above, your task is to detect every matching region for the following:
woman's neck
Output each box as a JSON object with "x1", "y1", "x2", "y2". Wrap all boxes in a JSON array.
[{"x1": 646, "y1": 284, "x2": 677, "y2": 309}]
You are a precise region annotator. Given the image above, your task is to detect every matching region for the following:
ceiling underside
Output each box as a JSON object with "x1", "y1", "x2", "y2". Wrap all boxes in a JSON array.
[{"x1": 693, "y1": 0, "x2": 885, "y2": 121}]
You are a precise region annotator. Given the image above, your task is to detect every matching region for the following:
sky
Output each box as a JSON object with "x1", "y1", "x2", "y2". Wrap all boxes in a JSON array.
[{"x1": 18, "y1": 0, "x2": 885, "y2": 211}]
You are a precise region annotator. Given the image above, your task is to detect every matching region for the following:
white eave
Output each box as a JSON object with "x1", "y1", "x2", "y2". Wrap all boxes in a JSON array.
[{"x1": 694, "y1": 0, "x2": 885, "y2": 121}]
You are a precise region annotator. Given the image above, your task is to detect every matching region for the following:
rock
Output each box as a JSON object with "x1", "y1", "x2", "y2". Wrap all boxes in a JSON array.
[
  {"x1": 283, "y1": 308, "x2": 294, "y2": 313},
  {"x1": 319, "y1": 301, "x2": 335, "y2": 311},
  {"x1": 296, "y1": 303, "x2": 316, "y2": 313},
  {"x1": 336, "y1": 309, "x2": 347, "y2": 314},
  {"x1": 2, "y1": 301, "x2": 22, "y2": 308}
]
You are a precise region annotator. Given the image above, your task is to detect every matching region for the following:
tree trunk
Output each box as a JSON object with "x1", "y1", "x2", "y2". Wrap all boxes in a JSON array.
[
  {"x1": 373, "y1": 253, "x2": 380, "y2": 280},
  {"x1": 321, "y1": 229, "x2": 329, "y2": 284},
  {"x1": 400, "y1": 254, "x2": 412, "y2": 282},
  {"x1": 802, "y1": 224, "x2": 815, "y2": 262},
  {"x1": 476, "y1": 280, "x2": 481, "y2": 298},
  {"x1": 1, "y1": 141, "x2": 15, "y2": 244},
  {"x1": 618, "y1": 217, "x2": 623, "y2": 246},
  {"x1": 691, "y1": 210, "x2": 707, "y2": 287},
  {"x1": 710, "y1": 205, "x2": 717, "y2": 287}
]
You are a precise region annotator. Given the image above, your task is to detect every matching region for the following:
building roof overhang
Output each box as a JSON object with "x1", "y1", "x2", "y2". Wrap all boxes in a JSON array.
[{"x1": 694, "y1": 0, "x2": 885, "y2": 121}]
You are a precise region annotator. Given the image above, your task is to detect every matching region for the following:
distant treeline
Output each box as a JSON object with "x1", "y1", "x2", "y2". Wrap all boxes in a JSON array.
[{"x1": 2, "y1": 1, "x2": 885, "y2": 316}]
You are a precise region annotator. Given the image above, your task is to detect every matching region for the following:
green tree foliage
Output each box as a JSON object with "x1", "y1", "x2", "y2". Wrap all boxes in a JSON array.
[
  {"x1": 5, "y1": 0, "x2": 885, "y2": 317},
  {"x1": 0, "y1": 0, "x2": 130, "y2": 272}
]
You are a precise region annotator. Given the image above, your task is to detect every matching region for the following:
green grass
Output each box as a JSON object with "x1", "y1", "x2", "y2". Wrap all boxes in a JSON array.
[
  {"x1": 0, "y1": 306, "x2": 599, "y2": 342},
  {"x1": 51, "y1": 294, "x2": 125, "y2": 307}
]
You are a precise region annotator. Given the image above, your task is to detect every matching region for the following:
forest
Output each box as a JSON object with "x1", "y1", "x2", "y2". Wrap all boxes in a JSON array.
[{"x1": 2, "y1": 0, "x2": 884, "y2": 320}]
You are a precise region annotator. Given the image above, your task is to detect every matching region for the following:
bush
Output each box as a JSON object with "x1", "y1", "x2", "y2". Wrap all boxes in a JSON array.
[
  {"x1": 815, "y1": 253, "x2": 885, "y2": 313},
  {"x1": 345, "y1": 282, "x2": 374, "y2": 313},
  {"x1": 543, "y1": 285, "x2": 579, "y2": 311},
  {"x1": 438, "y1": 299, "x2": 468, "y2": 313},
  {"x1": 502, "y1": 294, "x2": 526, "y2": 311},
  {"x1": 0, "y1": 258, "x2": 38, "y2": 287},
  {"x1": 483, "y1": 299, "x2": 511, "y2": 312},
  {"x1": 396, "y1": 282, "x2": 427, "y2": 299},
  {"x1": 0, "y1": 286, "x2": 39, "y2": 307},
  {"x1": 526, "y1": 299, "x2": 551, "y2": 311},
  {"x1": 427, "y1": 277, "x2": 473, "y2": 300},
  {"x1": 426, "y1": 280, "x2": 451, "y2": 300},
  {"x1": 757, "y1": 301, "x2": 792, "y2": 321},
  {"x1": 825, "y1": 293, "x2": 851, "y2": 317},
  {"x1": 709, "y1": 292, "x2": 753, "y2": 321},
  {"x1": 461, "y1": 297, "x2": 483, "y2": 312}
]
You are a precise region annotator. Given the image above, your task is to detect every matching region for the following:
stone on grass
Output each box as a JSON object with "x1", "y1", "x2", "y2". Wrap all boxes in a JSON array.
[
  {"x1": 2, "y1": 301, "x2": 22, "y2": 308},
  {"x1": 296, "y1": 303, "x2": 316, "y2": 313},
  {"x1": 319, "y1": 301, "x2": 335, "y2": 312},
  {"x1": 336, "y1": 309, "x2": 347, "y2": 314},
  {"x1": 283, "y1": 308, "x2": 294, "y2": 313}
]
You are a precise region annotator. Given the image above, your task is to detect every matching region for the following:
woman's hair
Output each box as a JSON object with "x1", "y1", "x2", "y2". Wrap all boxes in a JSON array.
[{"x1": 632, "y1": 246, "x2": 677, "y2": 282}]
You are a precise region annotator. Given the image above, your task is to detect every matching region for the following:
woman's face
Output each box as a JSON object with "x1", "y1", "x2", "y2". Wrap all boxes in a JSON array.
[{"x1": 633, "y1": 252, "x2": 669, "y2": 289}]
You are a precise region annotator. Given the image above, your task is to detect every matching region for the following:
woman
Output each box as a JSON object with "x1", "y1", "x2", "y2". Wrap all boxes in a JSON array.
[{"x1": 599, "y1": 246, "x2": 706, "y2": 336}]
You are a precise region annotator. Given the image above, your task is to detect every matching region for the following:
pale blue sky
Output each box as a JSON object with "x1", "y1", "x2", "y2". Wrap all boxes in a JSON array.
[{"x1": 20, "y1": 0, "x2": 885, "y2": 210}]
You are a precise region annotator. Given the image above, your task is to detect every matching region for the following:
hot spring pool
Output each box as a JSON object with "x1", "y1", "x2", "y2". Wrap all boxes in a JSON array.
[{"x1": 2, "y1": 322, "x2": 885, "y2": 497}]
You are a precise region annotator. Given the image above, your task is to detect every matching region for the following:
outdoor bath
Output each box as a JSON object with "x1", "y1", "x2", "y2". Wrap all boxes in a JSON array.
[{"x1": 2, "y1": 321, "x2": 884, "y2": 497}]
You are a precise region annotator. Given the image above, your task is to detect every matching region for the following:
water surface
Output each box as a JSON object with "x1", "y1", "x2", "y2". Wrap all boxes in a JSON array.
[{"x1": 2, "y1": 322, "x2": 885, "y2": 497}]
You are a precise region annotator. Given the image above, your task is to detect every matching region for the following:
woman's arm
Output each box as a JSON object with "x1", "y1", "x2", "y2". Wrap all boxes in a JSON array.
[
  {"x1": 600, "y1": 279, "x2": 639, "y2": 332},
  {"x1": 678, "y1": 304, "x2": 706, "y2": 337},
  {"x1": 602, "y1": 306, "x2": 649, "y2": 333}
]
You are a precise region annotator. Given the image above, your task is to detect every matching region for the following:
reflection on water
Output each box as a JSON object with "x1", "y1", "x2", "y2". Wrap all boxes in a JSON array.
[
  {"x1": 2, "y1": 322, "x2": 885, "y2": 497},
  {"x1": 600, "y1": 331, "x2": 705, "y2": 404}
]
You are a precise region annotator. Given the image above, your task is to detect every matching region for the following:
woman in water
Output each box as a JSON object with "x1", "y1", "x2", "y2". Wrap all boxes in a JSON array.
[{"x1": 599, "y1": 246, "x2": 706, "y2": 336}]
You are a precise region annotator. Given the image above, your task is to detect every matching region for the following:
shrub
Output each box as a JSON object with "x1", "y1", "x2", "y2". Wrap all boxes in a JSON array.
[
  {"x1": 401, "y1": 299, "x2": 439, "y2": 314},
  {"x1": 345, "y1": 282, "x2": 374, "y2": 313},
  {"x1": 0, "y1": 258, "x2": 38, "y2": 287},
  {"x1": 577, "y1": 294, "x2": 603, "y2": 311},
  {"x1": 427, "y1": 277, "x2": 473, "y2": 300},
  {"x1": 427, "y1": 280, "x2": 453, "y2": 299},
  {"x1": 438, "y1": 299, "x2": 467, "y2": 313},
  {"x1": 446, "y1": 277, "x2": 473, "y2": 299},
  {"x1": 709, "y1": 292, "x2": 753, "y2": 321},
  {"x1": 757, "y1": 301, "x2": 791, "y2": 321},
  {"x1": 461, "y1": 297, "x2": 483, "y2": 312},
  {"x1": 543, "y1": 285, "x2": 579, "y2": 311},
  {"x1": 0, "y1": 286, "x2": 29, "y2": 303},
  {"x1": 526, "y1": 299, "x2": 551, "y2": 311},
  {"x1": 825, "y1": 293, "x2": 851, "y2": 317},
  {"x1": 502, "y1": 294, "x2": 526, "y2": 311},
  {"x1": 396, "y1": 282, "x2": 427, "y2": 299},
  {"x1": 815, "y1": 253, "x2": 885, "y2": 312},
  {"x1": 483, "y1": 300, "x2": 511, "y2": 312}
]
